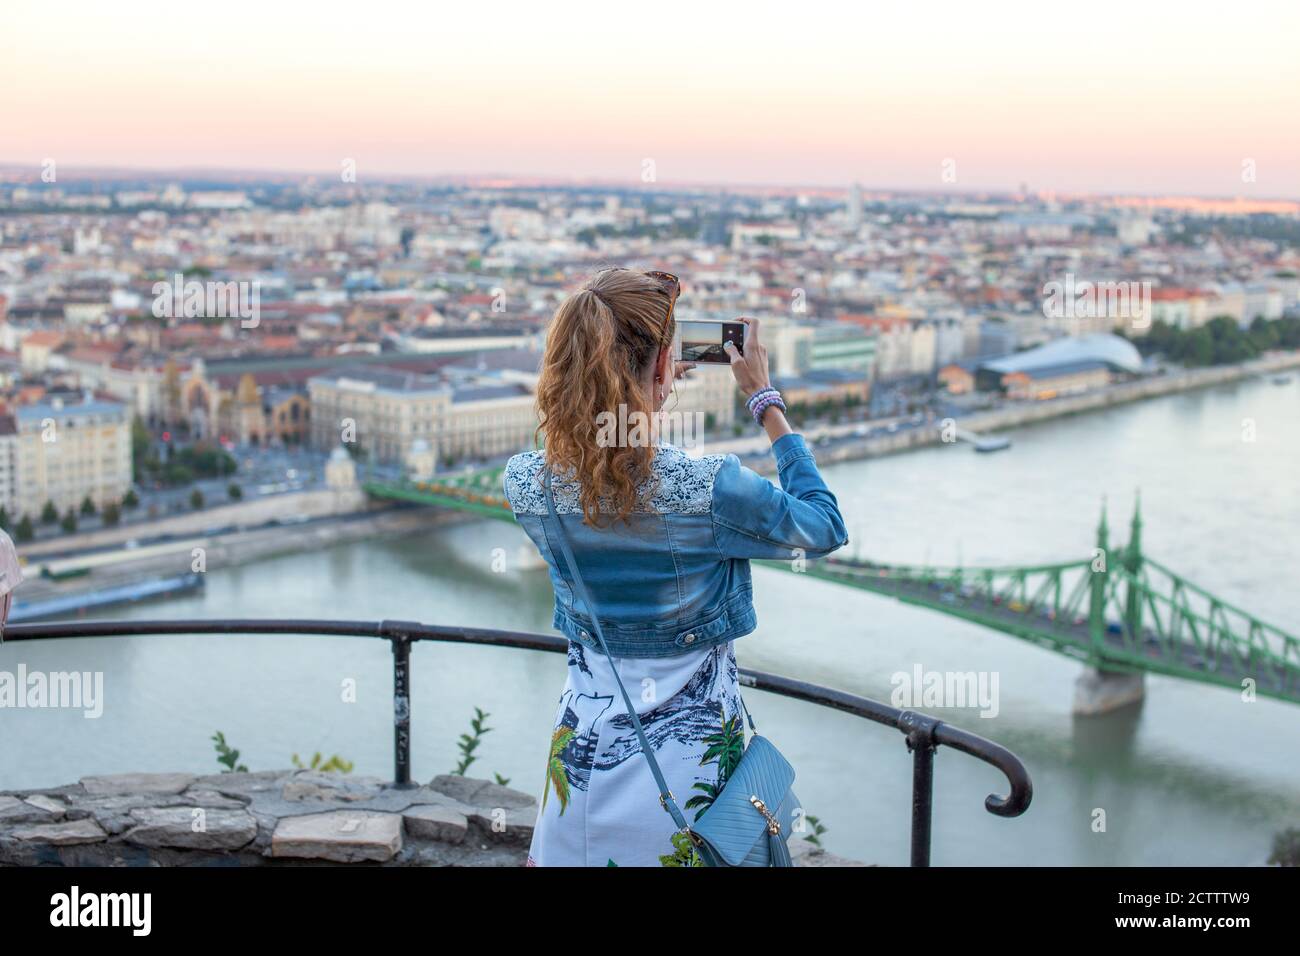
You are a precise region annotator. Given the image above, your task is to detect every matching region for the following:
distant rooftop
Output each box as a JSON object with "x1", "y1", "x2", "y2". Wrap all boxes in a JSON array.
[
  {"x1": 980, "y1": 334, "x2": 1142, "y2": 376},
  {"x1": 14, "y1": 397, "x2": 126, "y2": 422},
  {"x1": 450, "y1": 383, "x2": 531, "y2": 403},
  {"x1": 310, "y1": 360, "x2": 536, "y2": 404},
  {"x1": 310, "y1": 366, "x2": 450, "y2": 396}
]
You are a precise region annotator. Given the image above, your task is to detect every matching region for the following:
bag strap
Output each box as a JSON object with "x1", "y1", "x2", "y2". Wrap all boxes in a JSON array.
[{"x1": 543, "y1": 468, "x2": 692, "y2": 832}]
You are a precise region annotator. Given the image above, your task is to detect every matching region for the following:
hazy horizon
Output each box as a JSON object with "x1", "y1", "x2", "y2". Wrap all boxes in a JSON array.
[
  {"x1": 5, "y1": 0, "x2": 1300, "y2": 198},
  {"x1": 6, "y1": 158, "x2": 1300, "y2": 207}
]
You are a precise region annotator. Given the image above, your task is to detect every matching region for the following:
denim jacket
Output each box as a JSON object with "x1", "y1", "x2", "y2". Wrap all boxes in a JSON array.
[{"x1": 503, "y1": 433, "x2": 848, "y2": 659}]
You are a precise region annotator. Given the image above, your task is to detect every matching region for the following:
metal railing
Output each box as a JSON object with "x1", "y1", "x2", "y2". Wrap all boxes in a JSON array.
[{"x1": 4, "y1": 618, "x2": 1034, "y2": 866}]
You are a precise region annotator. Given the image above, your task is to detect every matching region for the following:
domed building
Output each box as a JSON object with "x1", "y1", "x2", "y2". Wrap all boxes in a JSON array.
[{"x1": 976, "y1": 334, "x2": 1143, "y2": 399}]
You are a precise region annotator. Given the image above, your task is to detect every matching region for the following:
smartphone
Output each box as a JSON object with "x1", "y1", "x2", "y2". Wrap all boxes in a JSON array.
[{"x1": 676, "y1": 319, "x2": 745, "y2": 364}]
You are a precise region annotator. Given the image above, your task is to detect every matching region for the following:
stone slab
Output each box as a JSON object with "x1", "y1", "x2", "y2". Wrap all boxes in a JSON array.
[
  {"x1": 467, "y1": 806, "x2": 536, "y2": 845},
  {"x1": 124, "y1": 807, "x2": 258, "y2": 851},
  {"x1": 428, "y1": 775, "x2": 536, "y2": 810},
  {"x1": 270, "y1": 810, "x2": 403, "y2": 863},
  {"x1": 80, "y1": 772, "x2": 196, "y2": 797},
  {"x1": 23, "y1": 795, "x2": 68, "y2": 819},
  {"x1": 281, "y1": 771, "x2": 385, "y2": 803},
  {"x1": 402, "y1": 804, "x2": 468, "y2": 844},
  {"x1": 0, "y1": 795, "x2": 56, "y2": 826},
  {"x1": 9, "y1": 818, "x2": 107, "y2": 845},
  {"x1": 189, "y1": 771, "x2": 288, "y2": 799}
]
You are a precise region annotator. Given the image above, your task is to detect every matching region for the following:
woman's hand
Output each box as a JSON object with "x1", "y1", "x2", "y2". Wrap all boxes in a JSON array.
[{"x1": 723, "y1": 316, "x2": 770, "y2": 395}]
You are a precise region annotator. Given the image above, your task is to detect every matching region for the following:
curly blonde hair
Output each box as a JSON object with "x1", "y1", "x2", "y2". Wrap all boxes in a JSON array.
[{"x1": 535, "y1": 268, "x2": 676, "y2": 526}]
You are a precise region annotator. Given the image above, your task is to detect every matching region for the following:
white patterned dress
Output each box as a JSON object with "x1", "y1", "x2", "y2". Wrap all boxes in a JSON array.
[{"x1": 527, "y1": 639, "x2": 746, "y2": 867}]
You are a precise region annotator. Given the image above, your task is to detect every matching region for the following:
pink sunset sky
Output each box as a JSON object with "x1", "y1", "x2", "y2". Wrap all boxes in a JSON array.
[{"x1": 4, "y1": 0, "x2": 1300, "y2": 198}]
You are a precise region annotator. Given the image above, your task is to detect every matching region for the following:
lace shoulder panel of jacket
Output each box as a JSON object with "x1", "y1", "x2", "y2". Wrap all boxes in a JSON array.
[{"x1": 503, "y1": 446, "x2": 726, "y2": 516}]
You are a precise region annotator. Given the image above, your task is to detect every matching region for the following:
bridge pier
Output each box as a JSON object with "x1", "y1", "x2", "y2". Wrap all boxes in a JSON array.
[{"x1": 1073, "y1": 667, "x2": 1144, "y2": 716}]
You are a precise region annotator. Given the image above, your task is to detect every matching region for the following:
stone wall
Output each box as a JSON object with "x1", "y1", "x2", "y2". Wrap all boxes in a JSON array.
[
  {"x1": 0, "y1": 769, "x2": 862, "y2": 866},
  {"x1": 0, "y1": 770, "x2": 534, "y2": 866}
]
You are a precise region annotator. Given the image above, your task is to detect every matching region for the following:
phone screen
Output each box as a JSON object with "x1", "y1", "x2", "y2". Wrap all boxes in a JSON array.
[{"x1": 677, "y1": 320, "x2": 744, "y2": 364}]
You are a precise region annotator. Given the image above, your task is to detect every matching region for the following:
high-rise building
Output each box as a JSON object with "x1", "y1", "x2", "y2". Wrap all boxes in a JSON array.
[{"x1": 847, "y1": 182, "x2": 863, "y2": 230}]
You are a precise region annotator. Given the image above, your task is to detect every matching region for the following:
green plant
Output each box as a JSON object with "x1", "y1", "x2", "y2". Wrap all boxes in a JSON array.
[
  {"x1": 138, "y1": 440, "x2": 237, "y2": 489},
  {"x1": 803, "y1": 813, "x2": 828, "y2": 848},
  {"x1": 453, "y1": 707, "x2": 492, "y2": 775},
  {"x1": 15, "y1": 516, "x2": 34, "y2": 543},
  {"x1": 60, "y1": 509, "x2": 77, "y2": 533},
  {"x1": 122, "y1": 489, "x2": 140, "y2": 509},
  {"x1": 228, "y1": 482, "x2": 243, "y2": 500},
  {"x1": 80, "y1": 495, "x2": 96, "y2": 516},
  {"x1": 212, "y1": 729, "x2": 357, "y2": 775},
  {"x1": 101, "y1": 503, "x2": 121, "y2": 526},
  {"x1": 190, "y1": 488, "x2": 205, "y2": 509},
  {"x1": 451, "y1": 707, "x2": 511, "y2": 785},
  {"x1": 0, "y1": 507, "x2": 9, "y2": 533},
  {"x1": 292, "y1": 752, "x2": 354, "y2": 774},
  {"x1": 658, "y1": 831, "x2": 704, "y2": 867},
  {"x1": 212, "y1": 730, "x2": 248, "y2": 773},
  {"x1": 40, "y1": 500, "x2": 58, "y2": 525}
]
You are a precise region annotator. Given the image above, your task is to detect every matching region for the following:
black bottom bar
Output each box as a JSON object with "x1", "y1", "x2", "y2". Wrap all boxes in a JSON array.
[{"x1": 0, "y1": 865, "x2": 1284, "y2": 941}]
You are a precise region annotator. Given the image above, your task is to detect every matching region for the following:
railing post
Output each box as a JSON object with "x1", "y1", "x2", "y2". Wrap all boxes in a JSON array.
[
  {"x1": 899, "y1": 710, "x2": 940, "y2": 867},
  {"x1": 391, "y1": 632, "x2": 412, "y2": 789}
]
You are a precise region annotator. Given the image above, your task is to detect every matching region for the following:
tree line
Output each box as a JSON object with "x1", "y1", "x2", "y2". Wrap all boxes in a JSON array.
[{"x1": 1125, "y1": 315, "x2": 1300, "y2": 368}]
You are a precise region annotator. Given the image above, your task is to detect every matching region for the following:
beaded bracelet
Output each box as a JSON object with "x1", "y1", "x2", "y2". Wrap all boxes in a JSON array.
[
  {"x1": 749, "y1": 389, "x2": 786, "y2": 425},
  {"x1": 745, "y1": 388, "x2": 777, "y2": 420},
  {"x1": 745, "y1": 386, "x2": 779, "y2": 413},
  {"x1": 752, "y1": 394, "x2": 785, "y2": 425}
]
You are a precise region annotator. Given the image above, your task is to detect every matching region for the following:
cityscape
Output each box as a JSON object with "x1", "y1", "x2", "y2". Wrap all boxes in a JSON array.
[
  {"x1": 2, "y1": 172, "x2": 1298, "y2": 553},
  {"x1": 1, "y1": 0, "x2": 1298, "y2": 924}
]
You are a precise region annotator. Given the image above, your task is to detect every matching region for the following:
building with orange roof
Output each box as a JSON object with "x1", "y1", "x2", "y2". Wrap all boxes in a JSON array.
[
  {"x1": 19, "y1": 330, "x2": 65, "y2": 373},
  {"x1": 1149, "y1": 288, "x2": 1211, "y2": 330}
]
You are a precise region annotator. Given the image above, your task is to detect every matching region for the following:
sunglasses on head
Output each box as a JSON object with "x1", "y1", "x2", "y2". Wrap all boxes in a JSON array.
[{"x1": 645, "y1": 271, "x2": 681, "y2": 342}]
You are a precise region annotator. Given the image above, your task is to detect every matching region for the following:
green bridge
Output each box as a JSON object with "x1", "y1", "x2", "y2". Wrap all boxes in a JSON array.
[{"x1": 365, "y1": 469, "x2": 1300, "y2": 707}]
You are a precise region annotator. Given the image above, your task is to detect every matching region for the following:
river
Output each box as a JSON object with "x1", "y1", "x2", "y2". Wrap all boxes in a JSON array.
[{"x1": 4, "y1": 373, "x2": 1299, "y2": 865}]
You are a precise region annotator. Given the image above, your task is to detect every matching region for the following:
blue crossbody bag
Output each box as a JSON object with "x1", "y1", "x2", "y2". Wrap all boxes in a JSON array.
[{"x1": 544, "y1": 469, "x2": 799, "y2": 867}]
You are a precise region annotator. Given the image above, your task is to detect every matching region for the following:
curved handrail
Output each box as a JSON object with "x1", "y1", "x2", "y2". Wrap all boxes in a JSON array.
[
  {"x1": 726, "y1": 666, "x2": 1032, "y2": 819},
  {"x1": 3, "y1": 617, "x2": 1033, "y2": 864}
]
